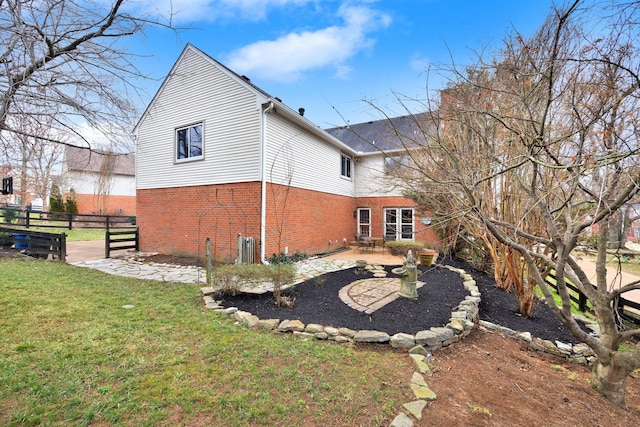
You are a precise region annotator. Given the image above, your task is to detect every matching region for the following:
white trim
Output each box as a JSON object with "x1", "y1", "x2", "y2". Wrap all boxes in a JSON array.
[
  {"x1": 174, "y1": 121, "x2": 204, "y2": 163},
  {"x1": 384, "y1": 207, "x2": 415, "y2": 241},
  {"x1": 260, "y1": 101, "x2": 275, "y2": 264},
  {"x1": 357, "y1": 208, "x2": 371, "y2": 237}
]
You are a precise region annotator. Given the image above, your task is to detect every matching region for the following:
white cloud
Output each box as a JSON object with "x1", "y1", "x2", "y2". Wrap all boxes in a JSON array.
[
  {"x1": 225, "y1": 3, "x2": 392, "y2": 82},
  {"x1": 145, "y1": 0, "x2": 314, "y2": 23},
  {"x1": 410, "y1": 53, "x2": 430, "y2": 73}
]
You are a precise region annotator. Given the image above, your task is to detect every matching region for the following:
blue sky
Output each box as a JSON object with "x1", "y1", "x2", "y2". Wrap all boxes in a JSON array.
[{"x1": 129, "y1": 0, "x2": 558, "y2": 128}]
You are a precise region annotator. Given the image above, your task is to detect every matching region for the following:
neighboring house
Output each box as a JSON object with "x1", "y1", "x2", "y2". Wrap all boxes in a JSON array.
[
  {"x1": 61, "y1": 146, "x2": 136, "y2": 216},
  {"x1": 134, "y1": 44, "x2": 436, "y2": 262}
]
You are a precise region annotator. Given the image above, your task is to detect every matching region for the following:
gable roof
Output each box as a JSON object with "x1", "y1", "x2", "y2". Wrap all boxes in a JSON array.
[
  {"x1": 325, "y1": 113, "x2": 433, "y2": 154},
  {"x1": 134, "y1": 43, "x2": 273, "y2": 135},
  {"x1": 64, "y1": 146, "x2": 135, "y2": 176},
  {"x1": 134, "y1": 43, "x2": 357, "y2": 155}
]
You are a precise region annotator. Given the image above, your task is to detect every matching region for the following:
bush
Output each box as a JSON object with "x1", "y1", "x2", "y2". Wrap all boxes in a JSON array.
[
  {"x1": 49, "y1": 184, "x2": 64, "y2": 213},
  {"x1": 211, "y1": 263, "x2": 295, "y2": 296},
  {"x1": 385, "y1": 240, "x2": 428, "y2": 258},
  {"x1": 267, "y1": 251, "x2": 308, "y2": 265},
  {"x1": 0, "y1": 232, "x2": 13, "y2": 246},
  {"x1": 1, "y1": 209, "x2": 18, "y2": 224},
  {"x1": 65, "y1": 188, "x2": 79, "y2": 214}
]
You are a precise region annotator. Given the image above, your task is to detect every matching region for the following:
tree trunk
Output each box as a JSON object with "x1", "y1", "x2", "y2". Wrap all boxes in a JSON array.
[{"x1": 591, "y1": 359, "x2": 632, "y2": 406}]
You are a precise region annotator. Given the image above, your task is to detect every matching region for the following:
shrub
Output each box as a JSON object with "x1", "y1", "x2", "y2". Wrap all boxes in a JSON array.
[
  {"x1": 1, "y1": 209, "x2": 18, "y2": 224},
  {"x1": 0, "y1": 232, "x2": 13, "y2": 246},
  {"x1": 267, "y1": 251, "x2": 308, "y2": 265},
  {"x1": 65, "y1": 188, "x2": 79, "y2": 214},
  {"x1": 211, "y1": 263, "x2": 295, "y2": 296},
  {"x1": 385, "y1": 240, "x2": 428, "y2": 258},
  {"x1": 49, "y1": 184, "x2": 64, "y2": 213}
]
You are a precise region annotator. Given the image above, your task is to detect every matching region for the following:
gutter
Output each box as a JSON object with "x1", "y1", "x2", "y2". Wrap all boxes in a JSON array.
[{"x1": 260, "y1": 101, "x2": 275, "y2": 264}]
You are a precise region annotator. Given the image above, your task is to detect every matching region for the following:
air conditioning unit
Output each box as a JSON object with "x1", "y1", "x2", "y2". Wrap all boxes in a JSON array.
[{"x1": 237, "y1": 234, "x2": 255, "y2": 264}]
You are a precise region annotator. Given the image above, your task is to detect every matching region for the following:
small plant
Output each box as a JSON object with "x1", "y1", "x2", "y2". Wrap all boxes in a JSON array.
[
  {"x1": 0, "y1": 231, "x2": 13, "y2": 246},
  {"x1": 128, "y1": 215, "x2": 137, "y2": 225},
  {"x1": 267, "y1": 251, "x2": 308, "y2": 265},
  {"x1": 277, "y1": 295, "x2": 296, "y2": 307},
  {"x1": 384, "y1": 240, "x2": 425, "y2": 257},
  {"x1": 467, "y1": 403, "x2": 492, "y2": 418}
]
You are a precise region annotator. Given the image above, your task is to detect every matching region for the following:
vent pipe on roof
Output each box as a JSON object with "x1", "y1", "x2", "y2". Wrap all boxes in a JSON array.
[{"x1": 298, "y1": 108, "x2": 305, "y2": 116}]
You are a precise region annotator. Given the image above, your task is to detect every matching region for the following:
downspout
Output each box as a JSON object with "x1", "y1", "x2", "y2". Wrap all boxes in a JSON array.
[{"x1": 260, "y1": 101, "x2": 275, "y2": 264}]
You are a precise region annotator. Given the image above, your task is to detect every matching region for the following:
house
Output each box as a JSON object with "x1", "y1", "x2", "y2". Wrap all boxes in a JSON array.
[
  {"x1": 134, "y1": 44, "x2": 436, "y2": 262},
  {"x1": 60, "y1": 146, "x2": 136, "y2": 216}
]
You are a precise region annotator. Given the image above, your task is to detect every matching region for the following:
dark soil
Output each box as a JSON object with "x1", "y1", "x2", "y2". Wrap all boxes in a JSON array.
[{"x1": 220, "y1": 257, "x2": 585, "y2": 344}]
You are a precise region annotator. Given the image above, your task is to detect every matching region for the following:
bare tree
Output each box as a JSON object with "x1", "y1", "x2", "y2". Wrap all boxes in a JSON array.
[
  {"x1": 384, "y1": 0, "x2": 640, "y2": 406},
  {"x1": 93, "y1": 151, "x2": 116, "y2": 214},
  {"x1": 0, "y1": 0, "x2": 170, "y2": 153}
]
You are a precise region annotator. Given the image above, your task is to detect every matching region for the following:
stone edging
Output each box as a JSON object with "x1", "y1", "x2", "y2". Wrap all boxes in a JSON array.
[
  {"x1": 477, "y1": 316, "x2": 599, "y2": 365},
  {"x1": 200, "y1": 263, "x2": 600, "y2": 426},
  {"x1": 200, "y1": 265, "x2": 480, "y2": 351}
]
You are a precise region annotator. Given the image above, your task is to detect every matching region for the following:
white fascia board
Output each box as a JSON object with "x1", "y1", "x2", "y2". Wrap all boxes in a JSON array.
[{"x1": 270, "y1": 99, "x2": 358, "y2": 157}]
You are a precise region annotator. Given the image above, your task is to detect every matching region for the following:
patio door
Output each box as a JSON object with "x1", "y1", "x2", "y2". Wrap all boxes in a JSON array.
[
  {"x1": 357, "y1": 208, "x2": 371, "y2": 237},
  {"x1": 385, "y1": 208, "x2": 414, "y2": 240}
]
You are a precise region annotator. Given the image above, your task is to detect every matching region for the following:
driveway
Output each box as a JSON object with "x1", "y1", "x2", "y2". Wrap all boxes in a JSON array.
[{"x1": 66, "y1": 240, "x2": 106, "y2": 264}]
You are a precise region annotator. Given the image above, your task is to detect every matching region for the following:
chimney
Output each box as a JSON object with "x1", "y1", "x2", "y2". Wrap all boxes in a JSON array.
[{"x1": 298, "y1": 107, "x2": 305, "y2": 116}]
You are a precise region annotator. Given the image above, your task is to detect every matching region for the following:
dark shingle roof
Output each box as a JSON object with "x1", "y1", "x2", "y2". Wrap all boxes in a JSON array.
[
  {"x1": 64, "y1": 146, "x2": 135, "y2": 176},
  {"x1": 324, "y1": 113, "x2": 433, "y2": 154}
]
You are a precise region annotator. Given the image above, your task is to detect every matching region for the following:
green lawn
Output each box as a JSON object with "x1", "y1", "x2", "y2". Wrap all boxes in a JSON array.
[
  {"x1": 0, "y1": 258, "x2": 409, "y2": 426},
  {"x1": 1, "y1": 226, "x2": 105, "y2": 242}
]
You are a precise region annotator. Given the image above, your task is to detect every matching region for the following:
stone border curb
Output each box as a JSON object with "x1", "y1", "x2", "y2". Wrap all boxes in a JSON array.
[{"x1": 477, "y1": 315, "x2": 600, "y2": 365}]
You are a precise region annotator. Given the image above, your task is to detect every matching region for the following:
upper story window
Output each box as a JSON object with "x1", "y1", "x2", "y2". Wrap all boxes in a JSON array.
[
  {"x1": 384, "y1": 154, "x2": 411, "y2": 175},
  {"x1": 341, "y1": 153, "x2": 352, "y2": 179},
  {"x1": 176, "y1": 123, "x2": 203, "y2": 161}
]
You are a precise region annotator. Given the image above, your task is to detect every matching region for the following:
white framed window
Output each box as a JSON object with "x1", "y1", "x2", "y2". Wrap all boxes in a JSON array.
[
  {"x1": 384, "y1": 155, "x2": 411, "y2": 174},
  {"x1": 385, "y1": 208, "x2": 414, "y2": 240},
  {"x1": 176, "y1": 122, "x2": 203, "y2": 161},
  {"x1": 357, "y1": 208, "x2": 371, "y2": 237},
  {"x1": 341, "y1": 153, "x2": 352, "y2": 179}
]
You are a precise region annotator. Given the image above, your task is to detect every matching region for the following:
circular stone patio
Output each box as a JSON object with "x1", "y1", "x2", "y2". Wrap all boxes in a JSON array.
[{"x1": 339, "y1": 278, "x2": 426, "y2": 314}]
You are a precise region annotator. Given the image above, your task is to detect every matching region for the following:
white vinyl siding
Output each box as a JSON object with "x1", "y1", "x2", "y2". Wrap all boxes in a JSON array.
[
  {"x1": 64, "y1": 171, "x2": 135, "y2": 196},
  {"x1": 354, "y1": 154, "x2": 406, "y2": 198},
  {"x1": 265, "y1": 113, "x2": 354, "y2": 196},
  {"x1": 136, "y1": 47, "x2": 263, "y2": 190}
]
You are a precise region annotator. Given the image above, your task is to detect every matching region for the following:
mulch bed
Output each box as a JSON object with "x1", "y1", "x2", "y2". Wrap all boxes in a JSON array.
[{"x1": 220, "y1": 257, "x2": 584, "y2": 344}]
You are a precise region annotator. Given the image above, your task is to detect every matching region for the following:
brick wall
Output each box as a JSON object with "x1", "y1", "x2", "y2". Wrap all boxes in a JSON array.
[
  {"x1": 137, "y1": 183, "x2": 262, "y2": 263},
  {"x1": 264, "y1": 183, "x2": 356, "y2": 257},
  {"x1": 137, "y1": 183, "x2": 437, "y2": 262},
  {"x1": 74, "y1": 193, "x2": 137, "y2": 216},
  {"x1": 354, "y1": 196, "x2": 438, "y2": 243}
]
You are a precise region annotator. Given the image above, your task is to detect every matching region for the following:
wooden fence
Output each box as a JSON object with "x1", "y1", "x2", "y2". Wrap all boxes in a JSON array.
[
  {"x1": 0, "y1": 207, "x2": 134, "y2": 230},
  {"x1": 105, "y1": 224, "x2": 138, "y2": 258},
  {"x1": 545, "y1": 271, "x2": 640, "y2": 327},
  {"x1": 0, "y1": 226, "x2": 66, "y2": 261}
]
